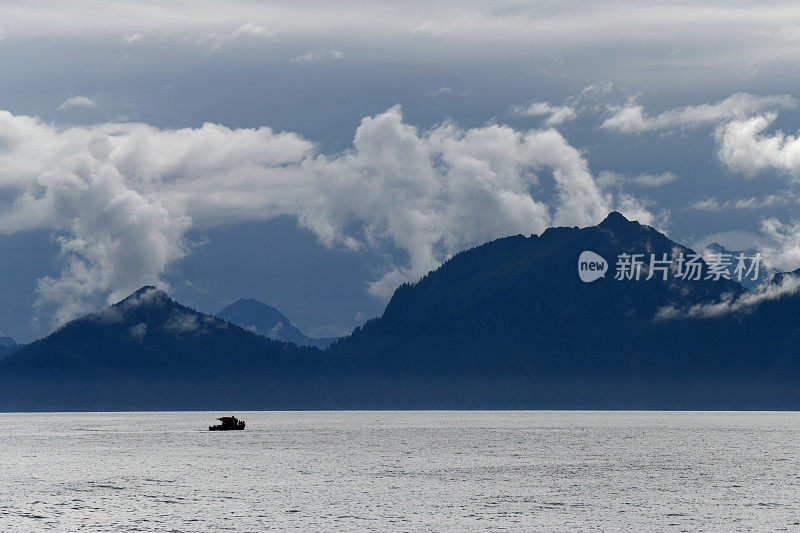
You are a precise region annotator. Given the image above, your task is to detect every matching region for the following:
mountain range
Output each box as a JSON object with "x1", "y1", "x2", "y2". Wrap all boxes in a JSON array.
[{"x1": 2, "y1": 212, "x2": 800, "y2": 410}]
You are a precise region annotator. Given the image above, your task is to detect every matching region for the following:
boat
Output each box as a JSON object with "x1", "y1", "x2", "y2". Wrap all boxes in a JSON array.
[{"x1": 209, "y1": 415, "x2": 246, "y2": 431}]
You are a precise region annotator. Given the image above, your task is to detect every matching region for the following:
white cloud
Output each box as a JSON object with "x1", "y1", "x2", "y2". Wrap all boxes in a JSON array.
[
  {"x1": 596, "y1": 170, "x2": 677, "y2": 188},
  {"x1": 601, "y1": 93, "x2": 797, "y2": 133},
  {"x1": 691, "y1": 198, "x2": 721, "y2": 212},
  {"x1": 5, "y1": 2, "x2": 800, "y2": 84},
  {"x1": 0, "y1": 106, "x2": 649, "y2": 326},
  {"x1": 690, "y1": 194, "x2": 789, "y2": 212},
  {"x1": 510, "y1": 84, "x2": 614, "y2": 128},
  {"x1": 410, "y1": 21, "x2": 450, "y2": 37},
  {"x1": 204, "y1": 23, "x2": 276, "y2": 51},
  {"x1": 715, "y1": 113, "x2": 800, "y2": 177},
  {"x1": 58, "y1": 96, "x2": 96, "y2": 111},
  {"x1": 510, "y1": 102, "x2": 577, "y2": 126},
  {"x1": 291, "y1": 49, "x2": 343, "y2": 63},
  {"x1": 122, "y1": 32, "x2": 143, "y2": 44},
  {"x1": 129, "y1": 322, "x2": 147, "y2": 339},
  {"x1": 426, "y1": 87, "x2": 452, "y2": 98},
  {"x1": 631, "y1": 171, "x2": 676, "y2": 187},
  {"x1": 759, "y1": 218, "x2": 800, "y2": 271}
]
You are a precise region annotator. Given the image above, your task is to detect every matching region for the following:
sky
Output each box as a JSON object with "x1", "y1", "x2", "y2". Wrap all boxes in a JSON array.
[{"x1": 3, "y1": 0, "x2": 800, "y2": 341}]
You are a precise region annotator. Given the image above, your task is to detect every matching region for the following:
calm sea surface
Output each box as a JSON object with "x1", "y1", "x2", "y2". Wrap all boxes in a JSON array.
[{"x1": 1, "y1": 411, "x2": 799, "y2": 531}]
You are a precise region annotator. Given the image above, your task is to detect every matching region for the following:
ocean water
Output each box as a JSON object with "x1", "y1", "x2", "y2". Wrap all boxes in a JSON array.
[{"x1": 1, "y1": 411, "x2": 799, "y2": 531}]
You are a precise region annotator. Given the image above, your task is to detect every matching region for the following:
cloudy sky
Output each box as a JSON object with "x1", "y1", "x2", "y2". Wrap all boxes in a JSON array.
[{"x1": 3, "y1": 0, "x2": 800, "y2": 341}]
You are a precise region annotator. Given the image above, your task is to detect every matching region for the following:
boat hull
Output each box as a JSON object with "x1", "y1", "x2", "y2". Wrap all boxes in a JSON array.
[{"x1": 208, "y1": 422, "x2": 245, "y2": 431}]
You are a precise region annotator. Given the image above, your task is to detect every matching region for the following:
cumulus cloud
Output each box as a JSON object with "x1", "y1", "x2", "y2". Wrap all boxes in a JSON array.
[
  {"x1": 715, "y1": 113, "x2": 800, "y2": 177},
  {"x1": 510, "y1": 102, "x2": 577, "y2": 126},
  {"x1": 59, "y1": 96, "x2": 96, "y2": 111},
  {"x1": 601, "y1": 93, "x2": 797, "y2": 133},
  {"x1": 758, "y1": 217, "x2": 800, "y2": 271},
  {"x1": 291, "y1": 49, "x2": 343, "y2": 63},
  {"x1": 204, "y1": 23, "x2": 276, "y2": 51},
  {"x1": 0, "y1": 106, "x2": 649, "y2": 326}
]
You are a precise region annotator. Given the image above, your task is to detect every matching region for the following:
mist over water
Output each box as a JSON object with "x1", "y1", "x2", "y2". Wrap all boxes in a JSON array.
[{"x1": 1, "y1": 411, "x2": 798, "y2": 531}]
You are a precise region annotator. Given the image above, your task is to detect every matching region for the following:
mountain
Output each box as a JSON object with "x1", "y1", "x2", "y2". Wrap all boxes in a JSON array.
[
  {"x1": 217, "y1": 299, "x2": 336, "y2": 349},
  {"x1": 4, "y1": 212, "x2": 800, "y2": 410},
  {"x1": 327, "y1": 212, "x2": 800, "y2": 407},
  {"x1": 0, "y1": 287, "x2": 329, "y2": 410}
]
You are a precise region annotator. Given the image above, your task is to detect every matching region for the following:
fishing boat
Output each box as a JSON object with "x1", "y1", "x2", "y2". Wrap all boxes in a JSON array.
[{"x1": 209, "y1": 415, "x2": 246, "y2": 431}]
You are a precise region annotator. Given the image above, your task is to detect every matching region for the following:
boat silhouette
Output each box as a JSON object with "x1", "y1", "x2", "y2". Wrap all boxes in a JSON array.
[{"x1": 209, "y1": 415, "x2": 246, "y2": 431}]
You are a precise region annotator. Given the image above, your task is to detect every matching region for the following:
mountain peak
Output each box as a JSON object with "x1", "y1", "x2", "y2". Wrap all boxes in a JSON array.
[
  {"x1": 704, "y1": 242, "x2": 725, "y2": 253},
  {"x1": 217, "y1": 299, "x2": 337, "y2": 349},
  {"x1": 233, "y1": 298, "x2": 276, "y2": 308},
  {"x1": 0, "y1": 336, "x2": 16, "y2": 348},
  {"x1": 114, "y1": 286, "x2": 171, "y2": 309},
  {"x1": 133, "y1": 285, "x2": 160, "y2": 296},
  {"x1": 598, "y1": 211, "x2": 631, "y2": 229}
]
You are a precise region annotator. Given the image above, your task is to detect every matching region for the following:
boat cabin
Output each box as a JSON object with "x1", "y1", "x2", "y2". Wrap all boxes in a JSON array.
[{"x1": 209, "y1": 415, "x2": 246, "y2": 431}]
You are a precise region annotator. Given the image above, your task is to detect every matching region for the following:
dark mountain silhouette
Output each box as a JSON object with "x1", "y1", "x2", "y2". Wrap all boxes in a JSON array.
[
  {"x1": 0, "y1": 286, "x2": 325, "y2": 377},
  {"x1": 331, "y1": 212, "x2": 745, "y2": 370},
  {"x1": 217, "y1": 299, "x2": 336, "y2": 349},
  {"x1": 3, "y1": 212, "x2": 800, "y2": 410},
  {"x1": 324, "y1": 212, "x2": 800, "y2": 407},
  {"x1": 0, "y1": 287, "x2": 330, "y2": 410}
]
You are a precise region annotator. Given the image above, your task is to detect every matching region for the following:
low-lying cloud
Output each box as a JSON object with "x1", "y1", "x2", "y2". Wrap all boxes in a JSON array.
[
  {"x1": 0, "y1": 106, "x2": 651, "y2": 327},
  {"x1": 656, "y1": 273, "x2": 800, "y2": 320}
]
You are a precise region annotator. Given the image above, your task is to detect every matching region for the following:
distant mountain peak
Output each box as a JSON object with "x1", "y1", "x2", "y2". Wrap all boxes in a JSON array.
[
  {"x1": 217, "y1": 299, "x2": 337, "y2": 349},
  {"x1": 0, "y1": 336, "x2": 16, "y2": 348},
  {"x1": 0, "y1": 336, "x2": 18, "y2": 362},
  {"x1": 704, "y1": 242, "x2": 725, "y2": 252},
  {"x1": 233, "y1": 298, "x2": 263, "y2": 305}
]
